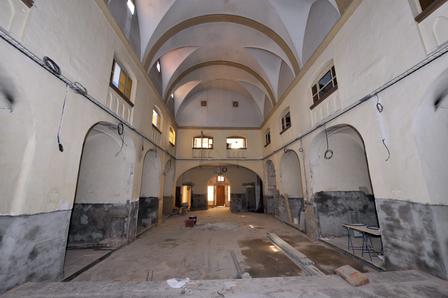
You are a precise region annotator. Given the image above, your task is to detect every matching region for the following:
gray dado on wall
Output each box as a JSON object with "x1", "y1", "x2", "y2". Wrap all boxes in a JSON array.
[
  {"x1": 68, "y1": 201, "x2": 138, "y2": 248},
  {"x1": 191, "y1": 194, "x2": 207, "y2": 211},
  {"x1": 376, "y1": 198, "x2": 448, "y2": 280},
  {"x1": 314, "y1": 191, "x2": 379, "y2": 237},
  {"x1": 0, "y1": 210, "x2": 71, "y2": 293}
]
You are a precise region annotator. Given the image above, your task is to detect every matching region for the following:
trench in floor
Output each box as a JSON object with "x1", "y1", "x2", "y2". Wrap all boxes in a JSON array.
[{"x1": 63, "y1": 207, "x2": 376, "y2": 282}]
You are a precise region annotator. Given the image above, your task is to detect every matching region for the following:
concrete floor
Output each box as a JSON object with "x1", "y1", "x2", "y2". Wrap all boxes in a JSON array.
[
  {"x1": 68, "y1": 207, "x2": 374, "y2": 282},
  {"x1": 5, "y1": 270, "x2": 448, "y2": 297},
  {"x1": 322, "y1": 236, "x2": 385, "y2": 268},
  {"x1": 64, "y1": 249, "x2": 111, "y2": 279}
]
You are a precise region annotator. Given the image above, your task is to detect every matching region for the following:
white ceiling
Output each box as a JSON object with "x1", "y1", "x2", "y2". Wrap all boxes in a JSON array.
[{"x1": 126, "y1": 0, "x2": 344, "y2": 127}]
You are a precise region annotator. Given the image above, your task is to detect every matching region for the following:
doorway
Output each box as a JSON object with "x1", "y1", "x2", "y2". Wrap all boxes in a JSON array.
[{"x1": 216, "y1": 185, "x2": 226, "y2": 206}]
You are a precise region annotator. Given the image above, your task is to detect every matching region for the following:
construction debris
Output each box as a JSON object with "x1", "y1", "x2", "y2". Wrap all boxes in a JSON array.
[
  {"x1": 335, "y1": 265, "x2": 369, "y2": 287},
  {"x1": 267, "y1": 233, "x2": 325, "y2": 277}
]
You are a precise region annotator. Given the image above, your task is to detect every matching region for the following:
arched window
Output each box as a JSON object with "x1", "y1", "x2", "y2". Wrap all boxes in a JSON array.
[
  {"x1": 226, "y1": 136, "x2": 247, "y2": 149},
  {"x1": 193, "y1": 136, "x2": 213, "y2": 149}
]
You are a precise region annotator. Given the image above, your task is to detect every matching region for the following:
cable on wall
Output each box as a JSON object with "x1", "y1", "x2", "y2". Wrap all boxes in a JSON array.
[
  {"x1": 56, "y1": 84, "x2": 70, "y2": 152},
  {"x1": 374, "y1": 94, "x2": 391, "y2": 162},
  {"x1": 115, "y1": 122, "x2": 125, "y2": 156},
  {"x1": 0, "y1": 28, "x2": 175, "y2": 159},
  {"x1": 323, "y1": 126, "x2": 333, "y2": 160},
  {"x1": 43, "y1": 56, "x2": 61, "y2": 76}
]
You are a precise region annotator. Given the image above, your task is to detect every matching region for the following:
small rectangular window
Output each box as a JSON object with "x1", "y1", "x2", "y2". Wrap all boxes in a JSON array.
[
  {"x1": 110, "y1": 59, "x2": 133, "y2": 105},
  {"x1": 310, "y1": 65, "x2": 338, "y2": 108},
  {"x1": 169, "y1": 127, "x2": 176, "y2": 146},
  {"x1": 217, "y1": 175, "x2": 225, "y2": 182},
  {"x1": 226, "y1": 137, "x2": 247, "y2": 149},
  {"x1": 280, "y1": 111, "x2": 291, "y2": 133},
  {"x1": 152, "y1": 108, "x2": 161, "y2": 130},
  {"x1": 193, "y1": 136, "x2": 213, "y2": 149},
  {"x1": 265, "y1": 130, "x2": 271, "y2": 146}
]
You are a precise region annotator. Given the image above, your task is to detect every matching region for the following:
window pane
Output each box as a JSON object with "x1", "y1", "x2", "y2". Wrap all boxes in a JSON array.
[
  {"x1": 318, "y1": 70, "x2": 332, "y2": 89},
  {"x1": 112, "y1": 63, "x2": 121, "y2": 88},
  {"x1": 152, "y1": 109, "x2": 159, "y2": 127},
  {"x1": 169, "y1": 127, "x2": 175, "y2": 145},
  {"x1": 227, "y1": 137, "x2": 246, "y2": 149}
]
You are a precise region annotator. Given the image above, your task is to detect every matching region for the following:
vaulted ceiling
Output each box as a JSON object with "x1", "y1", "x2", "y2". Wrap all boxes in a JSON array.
[{"x1": 108, "y1": 0, "x2": 348, "y2": 127}]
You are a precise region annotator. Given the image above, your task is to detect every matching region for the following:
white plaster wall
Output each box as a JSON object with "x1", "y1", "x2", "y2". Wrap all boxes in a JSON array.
[
  {"x1": 176, "y1": 89, "x2": 263, "y2": 127},
  {"x1": 140, "y1": 150, "x2": 162, "y2": 197},
  {"x1": 261, "y1": 0, "x2": 448, "y2": 205},
  {"x1": 279, "y1": 150, "x2": 303, "y2": 197},
  {"x1": 309, "y1": 126, "x2": 372, "y2": 194},
  {"x1": 75, "y1": 125, "x2": 135, "y2": 204},
  {"x1": 176, "y1": 128, "x2": 263, "y2": 160},
  {"x1": 0, "y1": 0, "x2": 176, "y2": 215}
]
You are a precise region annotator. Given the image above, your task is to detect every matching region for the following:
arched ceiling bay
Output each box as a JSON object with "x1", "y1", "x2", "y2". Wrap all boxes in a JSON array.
[{"x1": 131, "y1": 0, "x2": 345, "y2": 127}]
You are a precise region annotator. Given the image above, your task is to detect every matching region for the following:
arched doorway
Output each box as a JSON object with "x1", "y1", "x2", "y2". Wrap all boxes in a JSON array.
[
  {"x1": 207, "y1": 175, "x2": 231, "y2": 207},
  {"x1": 67, "y1": 122, "x2": 137, "y2": 248},
  {"x1": 309, "y1": 125, "x2": 381, "y2": 265},
  {"x1": 64, "y1": 122, "x2": 137, "y2": 277},
  {"x1": 279, "y1": 150, "x2": 305, "y2": 229},
  {"x1": 138, "y1": 148, "x2": 161, "y2": 232}
]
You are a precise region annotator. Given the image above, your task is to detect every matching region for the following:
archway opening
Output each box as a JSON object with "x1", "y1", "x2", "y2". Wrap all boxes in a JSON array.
[
  {"x1": 138, "y1": 149, "x2": 161, "y2": 233},
  {"x1": 279, "y1": 150, "x2": 305, "y2": 230},
  {"x1": 309, "y1": 125, "x2": 382, "y2": 266},
  {"x1": 64, "y1": 122, "x2": 137, "y2": 278},
  {"x1": 176, "y1": 165, "x2": 263, "y2": 213}
]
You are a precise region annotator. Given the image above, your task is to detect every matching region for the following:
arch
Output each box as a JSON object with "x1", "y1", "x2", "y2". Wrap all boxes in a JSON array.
[
  {"x1": 143, "y1": 14, "x2": 300, "y2": 75},
  {"x1": 167, "y1": 61, "x2": 276, "y2": 105},
  {"x1": 137, "y1": 148, "x2": 162, "y2": 232},
  {"x1": 176, "y1": 164, "x2": 263, "y2": 212},
  {"x1": 280, "y1": 150, "x2": 303, "y2": 198},
  {"x1": 302, "y1": 0, "x2": 340, "y2": 64},
  {"x1": 309, "y1": 124, "x2": 380, "y2": 262},
  {"x1": 279, "y1": 150, "x2": 305, "y2": 227},
  {"x1": 66, "y1": 122, "x2": 137, "y2": 250},
  {"x1": 140, "y1": 149, "x2": 162, "y2": 197}
]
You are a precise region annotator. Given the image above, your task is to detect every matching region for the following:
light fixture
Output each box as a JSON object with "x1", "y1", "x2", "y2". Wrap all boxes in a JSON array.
[
  {"x1": 127, "y1": 0, "x2": 135, "y2": 15},
  {"x1": 170, "y1": 93, "x2": 174, "y2": 99},
  {"x1": 156, "y1": 60, "x2": 161, "y2": 73}
]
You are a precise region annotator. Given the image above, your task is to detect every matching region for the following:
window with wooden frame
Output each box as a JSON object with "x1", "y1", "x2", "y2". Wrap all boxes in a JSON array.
[
  {"x1": 152, "y1": 107, "x2": 162, "y2": 132},
  {"x1": 310, "y1": 65, "x2": 338, "y2": 109},
  {"x1": 193, "y1": 136, "x2": 213, "y2": 149},
  {"x1": 226, "y1": 137, "x2": 247, "y2": 150},
  {"x1": 280, "y1": 109, "x2": 291, "y2": 133},
  {"x1": 265, "y1": 129, "x2": 271, "y2": 147},
  {"x1": 414, "y1": 0, "x2": 447, "y2": 22},
  {"x1": 169, "y1": 126, "x2": 176, "y2": 146},
  {"x1": 110, "y1": 59, "x2": 133, "y2": 105}
]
